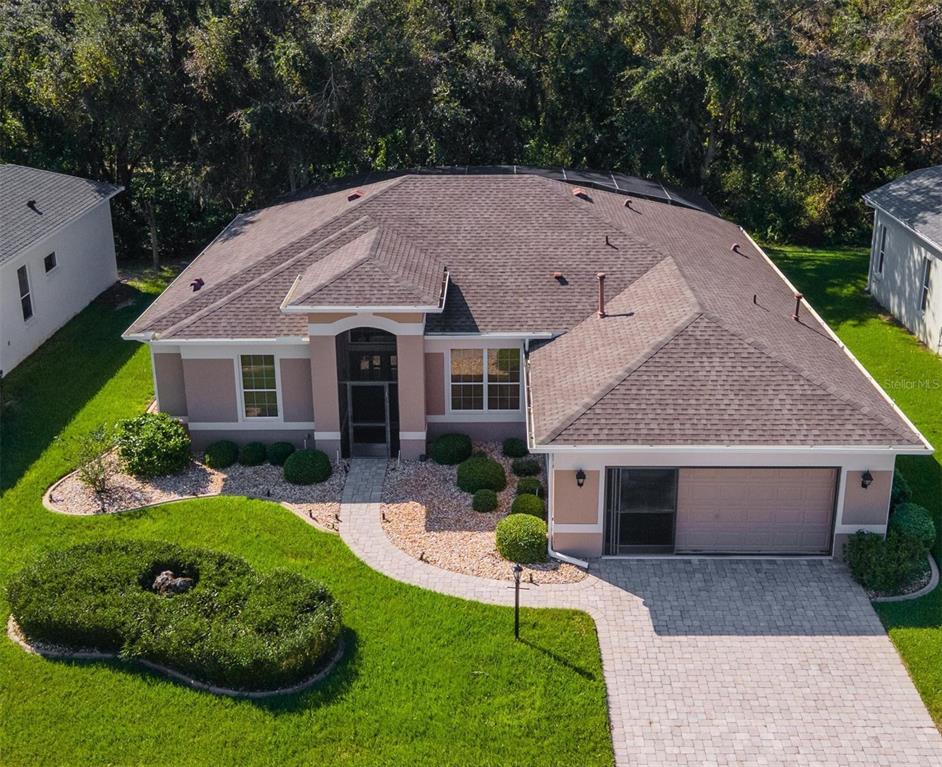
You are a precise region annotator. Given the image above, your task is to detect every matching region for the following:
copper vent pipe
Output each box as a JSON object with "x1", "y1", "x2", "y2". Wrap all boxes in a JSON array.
[
  {"x1": 597, "y1": 273, "x2": 607, "y2": 318},
  {"x1": 792, "y1": 292, "x2": 803, "y2": 321}
]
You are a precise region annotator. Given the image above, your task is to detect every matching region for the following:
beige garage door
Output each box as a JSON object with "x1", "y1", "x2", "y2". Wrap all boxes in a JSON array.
[{"x1": 675, "y1": 468, "x2": 837, "y2": 554}]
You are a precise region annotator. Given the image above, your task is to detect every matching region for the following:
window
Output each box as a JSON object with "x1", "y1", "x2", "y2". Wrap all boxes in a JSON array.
[
  {"x1": 877, "y1": 224, "x2": 887, "y2": 274},
  {"x1": 17, "y1": 265, "x2": 33, "y2": 321},
  {"x1": 44, "y1": 251, "x2": 57, "y2": 273},
  {"x1": 240, "y1": 354, "x2": 278, "y2": 418},
  {"x1": 450, "y1": 348, "x2": 520, "y2": 411},
  {"x1": 920, "y1": 257, "x2": 933, "y2": 312}
]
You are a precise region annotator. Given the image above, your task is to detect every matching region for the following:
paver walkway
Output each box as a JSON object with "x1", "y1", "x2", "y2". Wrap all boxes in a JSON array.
[{"x1": 340, "y1": 459, "x2": 942, "y2": 766}]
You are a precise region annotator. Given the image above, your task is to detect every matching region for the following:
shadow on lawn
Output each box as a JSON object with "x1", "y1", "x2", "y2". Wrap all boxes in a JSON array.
[{"x1": 519, "y1": 637, "x2": 598, "y2": 681}]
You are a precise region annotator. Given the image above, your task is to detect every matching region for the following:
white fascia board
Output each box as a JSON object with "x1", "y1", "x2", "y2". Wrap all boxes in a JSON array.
[
  {"x1": 862, "y1": 197, "x2": 942, "y2": 258},
  {"x1": 740, "y1": 227, "x2": 934, "y2": 453}
]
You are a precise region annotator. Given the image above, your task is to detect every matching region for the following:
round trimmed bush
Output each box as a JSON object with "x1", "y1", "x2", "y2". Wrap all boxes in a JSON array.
[
  {"x1": 891, "y1": 471, "x2": 912, "y2": 508},
  {"x1": 890, "y1": 502, "x2": 936, "y2": 550},
  {"x1": 203, "y1": 440, "x2": 238, "y2": 469},
  {"x1": 472, "y1": 489, "x2": 498, "y2": 512},
  {"x1": 238, "y1": 441, "x2": 267, "y2": 466},
  {"x1": 510, "y1": 493, "x2": 545, "y2": 519},
  {"x1": 117, "y1": 412, "x2": 191, "y2": 478},
  {"x1": 430, "y1": 433, "x2": 472, "y2": 465},
  {"x1": 456, "y1": 457, "x2": 507, "y2": 493},
  {"x1": 267, "y1": 441, "x2": 296, "y2": 466},
  {"x1": 6, "y1": 540, "x2": 342, "y2": 691},
  {"x1": 284, "y1": 449, "x2": 332, "y2": 485},
  {"x1": 511, "y1": 457, "x2": 541, "y2": 477},
  {"x1": 515, "y1": 477, "x2": 544, "y2": 498},
  {"x1": 496, "y1": 514, "x2": 547, "y2": 563},
  {"x1": 502, "y1": 437, "x2": 528, "y2": 458}
]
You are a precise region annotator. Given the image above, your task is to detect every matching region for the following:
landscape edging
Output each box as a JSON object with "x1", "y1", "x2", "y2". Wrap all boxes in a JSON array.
[{"x1": 871, "y1": 554, "x2": 939, "y2": 603}]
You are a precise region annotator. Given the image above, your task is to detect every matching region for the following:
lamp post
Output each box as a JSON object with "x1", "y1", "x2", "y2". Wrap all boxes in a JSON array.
[{"x1": 512, "y1": 563, "x2": 523, "y2": 640}]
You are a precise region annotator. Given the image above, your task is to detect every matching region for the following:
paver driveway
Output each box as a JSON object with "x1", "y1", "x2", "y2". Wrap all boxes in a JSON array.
[{"x1": 340, "y1": 460, "x2": 942, "y2": 766}]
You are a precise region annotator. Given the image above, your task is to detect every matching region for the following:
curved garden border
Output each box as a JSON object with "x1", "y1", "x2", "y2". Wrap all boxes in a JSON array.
[
  {"x1": 871, "y1": 554, "x2": 939, "y2": 603},
  {"x1": 7, "y1": 615, "x2": 345, "y2": 699}
]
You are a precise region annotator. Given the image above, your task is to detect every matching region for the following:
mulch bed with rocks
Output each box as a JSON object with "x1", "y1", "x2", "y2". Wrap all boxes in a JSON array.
[
  {"x1": 45, "y1": 453, "x2": 347, "y2": 532},
  {"x1": 381, "y1": 442, "x2": 585, "y2": 584}
]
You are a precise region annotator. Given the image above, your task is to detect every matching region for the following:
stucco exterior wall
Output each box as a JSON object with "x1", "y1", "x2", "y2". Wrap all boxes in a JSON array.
[
  {"x1": 153, "y1": 351, "x2": 187, "y2": 416},
  {"x1": 188, "y1": 427, "x2": 314, "y2": 451},
  {"x1": 868, "y1": 208, "x2": 941, "y2": 354},
  {"x1": 182, "y1": 358, "x2": 238, "y2": 422},
  {"x1": 309, "y1": 335, "x2": 341, "y2": 456},
  {"x1": 280, "y1": 357, "x2": 314, "y2": 423},
  {"x1": 552, "y1": 532, "x2": 603, "y2": 558},
  {"x1": 1, "y1": 200, "x2": 117, "y2": 374},
  {"x1": 841, "y1": 470, "x2": 893, "y2": 526},
  {"x1": 553, "y1": 469, "x2": 599, "y2": 524},
  {"x1": 424, "y1": 352, "x2": 446, "y2": 415},
  {"x1": 396, "y1": 334, "x2": 426, "y2": 458},
  {"x1": 427, "y1": 420, "x2": 526, "y2": 441}
]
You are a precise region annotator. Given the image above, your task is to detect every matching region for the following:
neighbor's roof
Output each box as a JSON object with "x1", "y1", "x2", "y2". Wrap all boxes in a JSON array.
[
  {"x1": 864, "y1": 166, "x2": 942, "y2": 252},
  {"x1": 0, "y1": 164, "x2": 121, "y2": 265},
  {"x1": 126, "y1": 169, "x2": 926, "y2": 449}
]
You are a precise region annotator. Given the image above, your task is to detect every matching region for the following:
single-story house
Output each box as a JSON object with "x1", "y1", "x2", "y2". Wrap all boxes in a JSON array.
[
  {"x1": 0, "y1": 164, "x2": 122, "y2": 375},
  {"x1": 864, "y1": 166, "x2": 941, "y2": 355},
  {"x1": 125, "y1": 168, "x2": 932, "y2": 559}
]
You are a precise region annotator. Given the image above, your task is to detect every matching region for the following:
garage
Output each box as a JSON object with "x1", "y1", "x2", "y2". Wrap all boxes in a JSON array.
[{"x1": 675, "y1": 468, "x2": 838, "y2": 555}]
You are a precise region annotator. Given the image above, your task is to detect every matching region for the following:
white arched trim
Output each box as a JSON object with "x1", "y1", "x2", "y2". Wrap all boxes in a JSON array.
[{"x1": 308, "y1": 313, "x2": 425, "y2": 337}]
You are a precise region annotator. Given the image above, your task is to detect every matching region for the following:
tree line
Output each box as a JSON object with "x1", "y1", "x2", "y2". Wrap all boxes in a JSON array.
[{"x1": 2, "y1": 0, "x2": 940, "y2": 264}]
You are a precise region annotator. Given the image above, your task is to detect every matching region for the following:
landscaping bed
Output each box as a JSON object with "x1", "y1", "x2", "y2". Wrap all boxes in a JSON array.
[{"x1": 381, "y1": 441, "x2": 585, "y2": 583}]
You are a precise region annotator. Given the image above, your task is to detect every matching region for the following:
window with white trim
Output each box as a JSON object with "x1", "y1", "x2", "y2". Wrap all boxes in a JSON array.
[
  {"x1": 44, "y1": 251, "x2": 57, "y2": 273},
  {"x1": 920, "y1": 257, "x2": 932, "y2": 311},
  {"x1": 450, "y1": 348, "x2": 520, "y2": 411},
  {"x1": 17, "y1": 265, "x2": 33, "y2": 321},
  {"x1": 877, "y1": 224, "x2": 887, "y2": 274},
  {"x1": 240, "y1": 354, "x2": 279, "y2": 417}
]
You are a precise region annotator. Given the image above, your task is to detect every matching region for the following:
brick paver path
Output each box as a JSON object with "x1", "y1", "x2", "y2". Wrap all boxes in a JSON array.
[{"x1": 340, "y1": 459, "x2": 942, "y2": 766}]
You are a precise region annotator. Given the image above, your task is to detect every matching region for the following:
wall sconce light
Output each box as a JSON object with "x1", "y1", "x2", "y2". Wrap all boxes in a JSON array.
[
  {"x1": 576, "y1": 469, "x2": 586, "y2": 488},
  {"x1": 861, "y1": 470, "x2": 873, "y2": 489}
]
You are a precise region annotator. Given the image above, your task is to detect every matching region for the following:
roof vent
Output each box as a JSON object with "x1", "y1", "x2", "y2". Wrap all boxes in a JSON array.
[
  {"x1": 596, "y1": 272, "x2": 607, "y2": 318},
  {"x1": 572, "y1": 187, "x2": 590, "y2": 200},
  {"x1": 792, "y1": 292, "x2": 803, "y2": 321},
  {"x1": 347, "y1": 189, "x2": 365, "y2": 202},
  {"x1": 26, "y1": 199, "x2": 41, "y2": 214},
  {"x1": 552, "y1": 271, "x2": 568, "y2": 285},
  {"x1": 190, "y1": 277, "x2": 205, "y2": 292},
  {"x1": 731, "y1": 242, "x2": 741, "y2": 254},
  {"x1": 623, "y1": 198, "x2": 632, "y2": 208}
]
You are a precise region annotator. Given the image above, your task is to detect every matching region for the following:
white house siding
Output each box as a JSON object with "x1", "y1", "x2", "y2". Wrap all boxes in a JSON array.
[
  {"x1": 0, "y1": 201, "x2": 117, "y2": 374},
  {"x1": 868, "y1": 208, "x2": 941, "y2": 355}
]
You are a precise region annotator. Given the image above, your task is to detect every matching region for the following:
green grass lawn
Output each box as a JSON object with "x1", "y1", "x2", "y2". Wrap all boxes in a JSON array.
[
  {"x1": 0, "y1": 281, "x2": 612, "y2": 767},
  {"x1": 767, "y1": 244, "x2": 942, "y2": 726}
]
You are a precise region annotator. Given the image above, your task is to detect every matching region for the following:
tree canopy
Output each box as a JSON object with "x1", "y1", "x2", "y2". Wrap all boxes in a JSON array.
[{"x1": 2, "y1": 0, "x2": 940, "y2": 261}]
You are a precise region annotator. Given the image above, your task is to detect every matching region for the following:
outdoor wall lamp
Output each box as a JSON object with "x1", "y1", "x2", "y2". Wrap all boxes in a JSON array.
[
  {"x1": 576, "y1": 469, "x2": 586, "y2": 488},
  {"x1": 861, "y1": 470, "x2": 874, "y2": 489}
]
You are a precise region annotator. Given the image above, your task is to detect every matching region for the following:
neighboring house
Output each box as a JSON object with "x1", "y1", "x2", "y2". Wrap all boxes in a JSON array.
[
  {"x1": 125, "y1": 168, "x2": 932, "y2": 560},
  {"x1": 864, "y1": 166, "x2": 941, "y2": 355},
  {"x1": 1, "y1": 164, "x2": 122, "y2": 375}
]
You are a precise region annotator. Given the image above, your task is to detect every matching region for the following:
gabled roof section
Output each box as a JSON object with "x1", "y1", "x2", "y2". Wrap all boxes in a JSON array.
[
  {"x1": 0, "y1": 164, "x2": 121, "y2": 265},
  {"x1": 864, "y1": 166, "x2": 942, "y2": 252}
]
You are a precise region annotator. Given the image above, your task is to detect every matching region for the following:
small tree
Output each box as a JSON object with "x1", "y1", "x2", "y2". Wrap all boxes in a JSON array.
[{"x1": 72, "y1": 426, "x2": 116, "y2": 510}]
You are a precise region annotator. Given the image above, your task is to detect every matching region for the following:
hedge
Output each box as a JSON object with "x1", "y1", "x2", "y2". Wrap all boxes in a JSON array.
[
  {"x1": 890, "y1": 502, "x2": 936, "y2": 550},
  {"x1": 117, "y1": 413, "x2": 191, "y2": 478},
  {"x1": 266, "y1": 442, "x2": 296, "y2": 466},
  {"x1": 511, "y1": 457, "x2": 541, "y2": 477},
  {"x1": 238, "y1": 441, "x2": 267, "y2": 467},
  {"x1": 472, "y1": 489, "x2": 498, "y2": 512},
  {"x1": 6, "y1": 540, "x2": 342, "y2": 691},
  {"x1": 456, "y1": 457, "x2": 507, "y2": 493},
  {"x1": 501, "y1": 437, "x2": 528, "y2": 458},
  {"x1": 891, "y1": 471, "x2": 912, "y2": 509},
  {"x1": 510, "y1": 493, "x2": 545, "y2": 519},
  {"x1": 203, "y1": 440, "x2": 238, "y2": 469},
  {"x1": 430, "y1": 433, "x2": 472, "y2": 465},
  {"x1": 844, "y1": 531, "x2": 926, "y2": 594},
  {"x1": 284, "y1": 449, "x2": 332, "y2": 485},
  {"x1": 515, "y1": 478, "x2": 544, "y2": 498},
  {"x1": 496, "y1": 515, "x2": 547, "y2": 563}
]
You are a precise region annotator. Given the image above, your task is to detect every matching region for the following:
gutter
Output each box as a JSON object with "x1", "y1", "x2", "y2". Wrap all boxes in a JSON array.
[{"x1": 544, "y1": 452, "x2": 591, "y2": 569}]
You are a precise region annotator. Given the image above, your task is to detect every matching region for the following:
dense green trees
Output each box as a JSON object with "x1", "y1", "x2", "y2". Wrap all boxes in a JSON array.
[{"x1": 2, "y1": 0, "x2": 939, "y2": 260}]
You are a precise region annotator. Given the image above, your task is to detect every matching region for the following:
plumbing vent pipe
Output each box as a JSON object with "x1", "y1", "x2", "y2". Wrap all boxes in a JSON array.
[
  {"x1": 792, "y1": 292, "x2": 803, "y2": 321},
  {"x1": 597, "y1": 272, "x2": 607, "y2": 318}
]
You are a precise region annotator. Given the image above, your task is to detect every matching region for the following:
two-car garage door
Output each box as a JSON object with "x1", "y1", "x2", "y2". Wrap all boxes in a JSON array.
[{"x1": 675, "y1": 468, "x2": 837, "y2": 555}]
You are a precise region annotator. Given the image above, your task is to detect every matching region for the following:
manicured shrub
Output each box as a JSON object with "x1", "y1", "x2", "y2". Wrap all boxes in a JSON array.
[
  {"x1": 502, "y1": 437, "x2": 528, "y2": 458},
  {"x1": 511, "y1": 457, "x2": 541, "y2": 477},
  {"x1": 844, "y1": 530, "x2": 926, "y2": 593},
  {"x1": 284, "y1": 449, "x2": 332, "y2": 485},
  {"x1": 430, "y1": 433, "x2": 472, "y2": 465},
  {"x1": 6, "y1": 540, "x2": 342, "y2": 691},
  {"x1": 515, "y1": 477, "x2": 544, "y2": 498},
  {"x1": 496, "y1": 515, "x2": 547, "y2": 564},
  {"x1": 203, "y1": 440, "x2": 238, "y2": 469},
  {"x1": 472, "y1": 489, "x2": 498, "y2": 513},
  {"x1": 890, "y1": 502, "x2": 936, "y2": 550},
  {"x1": 267, "y1": 441, "x2": 296, "y2": 466},
  {"x1": 456, "y1": 457, "x2": 507, "y2": 493},
  {"x1": 238, "y1": 441, "x2": 267, "y2": 467},
  {"x1": 511, "y1": 493, "x2": 545, "y2": 519},
  {"x1": 117, "y1": 412, "x2": 191, "y2": 478},
  {"x1": 891, "y1": 471, "x2": 912, "y2": 509}
]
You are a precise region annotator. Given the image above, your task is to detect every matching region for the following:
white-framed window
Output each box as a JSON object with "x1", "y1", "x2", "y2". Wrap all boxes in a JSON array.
[
  {"x1": 920, "y1": 257, "x2": 932, "y2": 312},
  {"x1": 17, "y1": 265, "x2": 33, "y2": 321},
  {"x1": 240, "y1": 354, "x2": 279, "y2": 418},
  {"x1": 44, "y1": 251, "x2": 57, "y2": 273},
  {"x1": 449, "y1": 347, "x2": 521, "y2": 411},
  {"x1": 876, "y1": 224, "x2": 887, "y2": 274}
]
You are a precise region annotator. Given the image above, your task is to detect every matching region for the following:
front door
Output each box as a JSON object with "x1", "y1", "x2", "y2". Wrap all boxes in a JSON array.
[
  {"x1": 349, "y1": 383, "x2": 388, "y2": 457},
  {"x1": 604, "y1": 468, "x2": 678, "y2": 554}
]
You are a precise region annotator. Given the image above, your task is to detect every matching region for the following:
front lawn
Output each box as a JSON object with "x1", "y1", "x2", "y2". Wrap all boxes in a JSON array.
[
  {"x1": 0, "y1": 281, "x2": 612, "y2": 766},
  {"x1": 767, "y1": 244, "x2": 942, "y2": 726}
]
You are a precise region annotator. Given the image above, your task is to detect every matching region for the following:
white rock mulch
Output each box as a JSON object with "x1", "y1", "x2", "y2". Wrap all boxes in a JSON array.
[
  {"x1": 381, "y1": 442, "x2": 585, "y2": 584},
  {"x1": 45, "y1": 453, "x2": 347, "y2": 532}
]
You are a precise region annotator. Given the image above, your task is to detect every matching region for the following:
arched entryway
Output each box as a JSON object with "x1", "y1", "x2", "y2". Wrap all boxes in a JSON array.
[{"x1": 336, "y1": 327, "x2": 399, "y2": 457}]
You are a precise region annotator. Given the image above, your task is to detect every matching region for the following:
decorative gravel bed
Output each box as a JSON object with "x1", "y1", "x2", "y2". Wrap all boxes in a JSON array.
[
  {"x1": 382, "y1": 442, "x2": 585, "y2": 584},
  {"x1": 45, "y1": 453, "x2": 347, "y2": 531}
]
